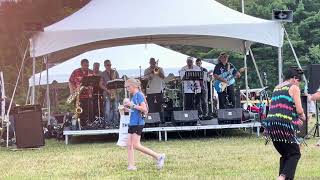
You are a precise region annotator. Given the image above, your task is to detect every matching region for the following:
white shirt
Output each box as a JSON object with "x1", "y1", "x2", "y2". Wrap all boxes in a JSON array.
[
  {"x1": 144, "y1": 67, "x2": 165, "y2": 94},
  {"x1": 180, "y1": 65, "x2": 202, "y2": 94}
]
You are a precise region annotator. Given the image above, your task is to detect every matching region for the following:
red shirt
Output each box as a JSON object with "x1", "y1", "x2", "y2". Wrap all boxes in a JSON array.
[{"x1": 69, "y1": 68, "x2": 93, "y2": 99}]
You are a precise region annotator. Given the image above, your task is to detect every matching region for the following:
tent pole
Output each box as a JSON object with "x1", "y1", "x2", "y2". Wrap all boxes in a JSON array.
[
  {"x1": 243, "y1": 41, "x2": 249, "y2": 106},
  {"x1": 45, "y1": 56, "x2": 51, "y2": 126},
  {"x1": 241, "y1": 0, "x2": 249, "y2": 105},
  {"x1": 31, "y1": 39, "x2": 36, "y2": 104},
  {"x1": 278, "y1": 47, "x2": 283, "y2": 83},
  {"x1": 25, "y1": 86, "x2": 30, "y2": 104},
  {"x1": 283, "y1": 27, "x2": 308, "y2": 87},
  {"x1": 241, "y1": 0, "x2": 245, "y2": 13},
  {"x1": 249, "y1": 48, "x2": 264, "y2": 88},
  {"x1": 6, "y1": 45, "x2": 29, "y2": 147},
  {"x1": 1, "y1": 72, "x2": 5, "y2": 144}
]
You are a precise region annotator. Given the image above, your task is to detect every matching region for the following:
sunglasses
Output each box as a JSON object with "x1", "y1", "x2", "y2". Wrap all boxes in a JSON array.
[{"x1": 106, "y1": 64, "x2": 111, "y2": 66}]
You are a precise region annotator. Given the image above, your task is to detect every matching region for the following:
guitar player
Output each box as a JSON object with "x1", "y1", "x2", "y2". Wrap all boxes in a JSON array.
[{"x1": 213, "y1": 52, "x2": 241, "y2": 109}]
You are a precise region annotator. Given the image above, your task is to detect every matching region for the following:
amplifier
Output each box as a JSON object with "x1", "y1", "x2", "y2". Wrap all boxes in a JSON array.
[
  {"x1": 13, "y1": 104, "x2": 45, "y2": 148},
  {"x1": 145, "y1": 113, "x2": 161, "y2": 124},
  {"x1": 173, "y1": 110, "x2": 198, "y2": 123},
  {"x1": 217, "y1": 108, "x2": 243, "y2": 124}
]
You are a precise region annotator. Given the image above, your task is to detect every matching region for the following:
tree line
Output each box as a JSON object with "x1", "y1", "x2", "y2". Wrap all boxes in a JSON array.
[{"x1": 0, "y1": 0, "x2": 319, "y2": 105}]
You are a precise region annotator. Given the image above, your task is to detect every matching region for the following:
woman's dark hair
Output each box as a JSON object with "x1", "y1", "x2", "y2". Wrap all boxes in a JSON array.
[{"x1": 283, "y1": 66, "x2": 303, "y2": 81}]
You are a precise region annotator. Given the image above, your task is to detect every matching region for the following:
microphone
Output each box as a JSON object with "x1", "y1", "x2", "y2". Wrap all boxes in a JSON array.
[{"x1": 263, "y1": 72, "x2": 268, "y2": 86}]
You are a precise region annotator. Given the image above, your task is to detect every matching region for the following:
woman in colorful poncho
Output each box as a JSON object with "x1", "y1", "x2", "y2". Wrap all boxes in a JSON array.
[{"x1": 262, "y1": 67, "x2": 305, "y2": 180}]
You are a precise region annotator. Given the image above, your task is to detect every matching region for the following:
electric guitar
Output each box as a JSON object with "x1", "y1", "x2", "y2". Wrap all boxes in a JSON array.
[{"x1": 214, "y1": 67, "x2": 245, "y2": 93}]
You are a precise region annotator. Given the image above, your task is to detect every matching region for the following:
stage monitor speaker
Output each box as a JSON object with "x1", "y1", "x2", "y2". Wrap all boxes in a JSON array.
[
  {"x1": 173, "y1": 110, "x2": 198, "y2": 123},
  {"x1": 307, "y1": 64, "x2": 320, "y2": 94},
  {"x1": 272, "y1": 10, "x2": 293, "y2": 22},
  {"x1": 298, "y1": 96, "x2": 308, "y2": 138},
  {"x1": 217, "y1": 108, "x2": 243, "y2": 124},
  {"x1": 13, "y1": 104, "x2": 45, "y2": 148},
  {"x1": 145, "y1": 113, "x2": 161, "y2": 124}
]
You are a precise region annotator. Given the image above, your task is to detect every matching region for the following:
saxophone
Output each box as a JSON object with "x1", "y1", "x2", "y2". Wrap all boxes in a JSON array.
[
  {"x1": 72, "y1": 88, "x2": 83, "y2": 130},
  {"x1": 66, "y1": 86, "x2": 84, "y2": 104}
]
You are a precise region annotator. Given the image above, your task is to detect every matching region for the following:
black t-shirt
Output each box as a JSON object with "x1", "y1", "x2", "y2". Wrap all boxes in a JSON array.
[
  {"x1": 200, "y1": 67, "x2": 208, "y2": 72},
  {"x1": 213, "y1": 62, "x2": 237, "y2": 76}
]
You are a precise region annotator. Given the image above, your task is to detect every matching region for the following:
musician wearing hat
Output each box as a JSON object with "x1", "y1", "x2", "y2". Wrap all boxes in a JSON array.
[
  {"x1": 213, "y1": 52, "x2": 241, "y2": 109},
  {"x1": 144, "y1": 57, "x2": 165, "y2": 113}
]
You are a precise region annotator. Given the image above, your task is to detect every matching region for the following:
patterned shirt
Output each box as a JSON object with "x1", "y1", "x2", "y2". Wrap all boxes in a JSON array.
[
  {"x1": 69, "y1": 68, "x2": 93, "y2": 99},
  {"x1": 180, "y1": 65, "x2": 202, "y2": 94},
  {"x1": 213, "y1": 62, "x2": 237, "y2": 87}
]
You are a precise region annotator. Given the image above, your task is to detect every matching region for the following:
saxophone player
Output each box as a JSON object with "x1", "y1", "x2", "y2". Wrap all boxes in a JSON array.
[
  {"x1": 99, "y1": 60, "x2": 120, "y2": 128},
  {"x1": 144, "y1": 57, "x2": 165, "y2": 113},
  {"x1": 68, "y1": 59, "x2": 93, "y2": 127}
]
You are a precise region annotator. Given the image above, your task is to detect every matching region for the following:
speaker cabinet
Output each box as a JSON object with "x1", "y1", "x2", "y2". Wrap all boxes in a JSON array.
[
  {"x1": 173, "y1": 110, "x2": 198, "y2": 123},
  {"x1": 145, "y1": 113, "x2": 161, "y2": 124},
  {"x1": 307, "y1": 64, "x2": 320, "y2": 94},
  {"x1": 217, "y1": 108, "x2": 243, "y2": 124},
  {"x1": 298, "y1": 96, "x2": 308, "y2": 138},
  {"x1": 13, "y1": 104, "x2": 45, "y2": 148},
  {"x1": 272, "y1": 10, "x2": 293, "y2": 22}
]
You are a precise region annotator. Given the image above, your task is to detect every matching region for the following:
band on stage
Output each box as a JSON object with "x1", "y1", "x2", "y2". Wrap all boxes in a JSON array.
[{"x1": 68, "y1": 52, "x2": 243, "y2": 129}]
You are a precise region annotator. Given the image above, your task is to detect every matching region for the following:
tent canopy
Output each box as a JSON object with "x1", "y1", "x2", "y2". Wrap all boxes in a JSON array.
[
  {"x1": 28, "y1": 44, "x2": 215, "y2": 86},
  {"x1": 31, "y1": 0, "x2": 283, "y2": 62}
]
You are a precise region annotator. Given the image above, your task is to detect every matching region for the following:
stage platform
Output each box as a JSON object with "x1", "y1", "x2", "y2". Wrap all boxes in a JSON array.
[{"x1": 63, "y1": 120, "x2": 262, "y2": 145}]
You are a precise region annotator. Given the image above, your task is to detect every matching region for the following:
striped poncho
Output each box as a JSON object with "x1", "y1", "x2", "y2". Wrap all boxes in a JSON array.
[{"x1": 262, "y1": 84, "x2": 300, "y2": 144}]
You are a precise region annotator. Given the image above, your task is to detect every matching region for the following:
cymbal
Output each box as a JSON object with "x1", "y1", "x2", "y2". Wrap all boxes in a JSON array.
[
  {"x1": 164, "y1": 76, "x2": 180, "y2": 83},
  {"x1": 165, "y1": 88, "x2": 180, "y2": 91}
]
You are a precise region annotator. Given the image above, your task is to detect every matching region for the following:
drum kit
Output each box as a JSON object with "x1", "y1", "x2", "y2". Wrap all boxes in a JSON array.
[{"x1": 163, "y1": 75, "x2": 182, "y2": 109}]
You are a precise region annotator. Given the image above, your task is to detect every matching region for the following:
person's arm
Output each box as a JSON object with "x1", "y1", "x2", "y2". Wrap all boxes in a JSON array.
[
  {"x1": 132, "y1": 101, "x2": 148, "y2": 114},
  {"x1": 158, "y1": 67, "x2": 165, "y2": 79},
  {"x1": 115, "y1": 71, "x2": 120, "y2": 79},
  {"x1": 289, "y1": 85, "x2": 305, "y2": 117},
  {"x1": 230, "y1": 64, "x2": 241, "y2": 79},
  {"x1": 213, "y1": 74, "x2": 227, "y2": 83},
  {"x1": 179, "y1": 68, "x2": 185, "y2": 80},
  {"x1": 99, "y1": 78, "x2": 108, "y2": 91},
  {"x1": 125, "y1": 94, "x2": 148, "y2": 114},
  {"x1": 68, "y1": 82, "x2": 75, "y2": 94},
  {"x1": 311, "y1": 91, "x2": 320, "y2": 101},
  {"x1": 68, "y1": 71, "x2": 76, "y2": 94},
  {"x1": 144, "y1": 68, "x2": 153, "y2": 80},
  {"x1": 235, "y1": 72, "x2": 241, "y2": 78},
  {"x1": 213, "y1": 66, "x2": 227, "y2": 83}
]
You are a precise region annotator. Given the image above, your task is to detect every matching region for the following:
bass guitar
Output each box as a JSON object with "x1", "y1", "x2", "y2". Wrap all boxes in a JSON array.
[{"x1": 214, "y1": 67, "x2": 245, "y2": 93}]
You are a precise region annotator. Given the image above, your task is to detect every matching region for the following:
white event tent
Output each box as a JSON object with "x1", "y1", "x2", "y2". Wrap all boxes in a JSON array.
[
  {"x1": 28, "y1": 0, "x2": 284, "y2": 105},
  {"x1": 30, "y1": 0, "x2": 283, "y2": 62},
  {"x1": 28, "y1": 44, "x2": 215, "y2": 86}
]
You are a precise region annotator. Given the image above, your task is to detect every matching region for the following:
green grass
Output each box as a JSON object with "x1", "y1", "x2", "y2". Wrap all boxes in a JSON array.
[{"x1": 0, "y1": 130, "x2": 319, "y2": 180}]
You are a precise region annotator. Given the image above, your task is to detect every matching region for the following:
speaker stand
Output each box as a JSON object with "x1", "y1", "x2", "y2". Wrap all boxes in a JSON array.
[{"x1": 306, "y1": 101, "x2": 320, "y2": 138}]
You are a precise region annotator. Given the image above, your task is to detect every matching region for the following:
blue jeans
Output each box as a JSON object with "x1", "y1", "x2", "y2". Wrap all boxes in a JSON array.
[{"x1": 104, "y1": 96, "x2": 119, "y2": 126}]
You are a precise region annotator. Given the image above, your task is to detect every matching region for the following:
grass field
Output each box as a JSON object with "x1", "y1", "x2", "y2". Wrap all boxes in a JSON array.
[{"x1": 0, "y1": 129, "x2": 319, "y2": 180}]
